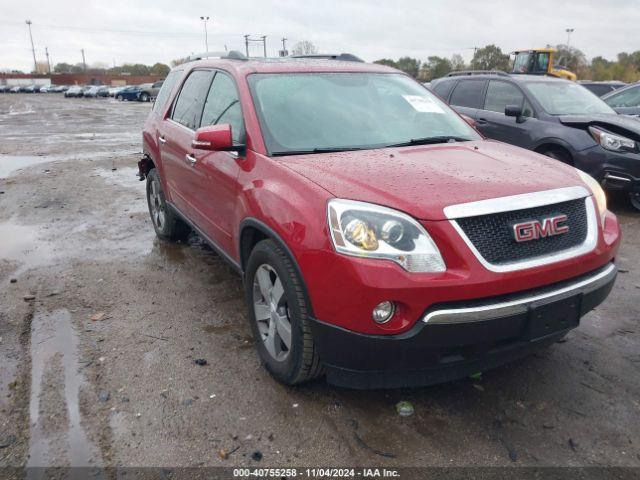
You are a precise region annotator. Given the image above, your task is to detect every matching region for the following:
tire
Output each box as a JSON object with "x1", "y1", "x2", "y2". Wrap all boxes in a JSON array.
[
  {"x1": 631, "y1": 196, "x2": 640, "y2": 212},
  {"x1": 116, "y1": 95, "x2": 123, "y2": 101},
  {"x1": 245, "y1": 239, "x2": 323, "y2": 385},
  {"x1": 541, "y1": 147, "x2": 573, "y2": 166},
  {"x1": 140, "y1": 92, "x2": 150, "y2": 102},
  {"x1": 146, "y1": 169, "x2": 190, "y2": 241}
]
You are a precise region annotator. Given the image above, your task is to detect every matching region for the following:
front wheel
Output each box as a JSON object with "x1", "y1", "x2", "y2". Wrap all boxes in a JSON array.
[
  {"x1": 140, "y1": 92, "x2": 150, "y2": 102},
  {"x1": 116, "y1": 95, "x2": 123, "y2": 101},
  {"x1": 146, "y1": 169, "x2": 190, "y2": 241},
  {"x1": 245, "y1": 240, "x2": 322, "y2": 385}
]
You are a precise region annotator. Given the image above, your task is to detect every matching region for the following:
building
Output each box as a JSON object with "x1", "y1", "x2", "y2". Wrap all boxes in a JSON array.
[{"x1": 0, "y1": 73, "x2": 163, "y2": 87}]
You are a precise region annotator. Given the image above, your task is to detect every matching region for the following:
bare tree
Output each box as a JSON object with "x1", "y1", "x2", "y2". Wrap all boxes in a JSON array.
[{"x1": 291, "y1": 41, "x2": 318, "y2": 56}]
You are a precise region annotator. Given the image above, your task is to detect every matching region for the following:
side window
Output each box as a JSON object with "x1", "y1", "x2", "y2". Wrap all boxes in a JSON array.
[
  {"x1": 171, "y1": 70, "x2": 214, "y2": 129},
  {"x1": 606, "y1": 87, "x2": 640, "y2": 108},
  {"x1": 484, "y1": 81, "x2": 524, "y2": 113},
  {"x1": 152, "y1": 70, "x2": 180, "y2": 113},
  {"x1": 201, "y1": 72, "x2": 245, "y2": 144},
  {"x1": 449, "y1": 80, "x2": 486, "y2": 109},
  {"x1": 432, "y1": 80, "x2": 455, "y2": 100}
]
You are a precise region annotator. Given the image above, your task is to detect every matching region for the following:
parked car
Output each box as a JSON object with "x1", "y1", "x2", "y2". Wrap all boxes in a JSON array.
[
  {"x1": 116, "y1": 86, "x2": 143, "y2": 101},
  {"x1": 0, "y1": 85, "x2": 9, "y2": 93},
  {"x1": 138, "y1": 80, "x2": 164, "y2": 102},
  {"x1": 83, "y1": 86, "x2": 109, "y2": 98},
  {"x1": 64, "y1": 85, "x2": 84, "y2": 97},
  {"x1": 432, "y1": 72, "x2": 640, "y2": 210},
  {"x1": 22, "y1": 84, "x2": 39, "y2": 93},
  {"x1": 108, "y1": 86, "x2": 125, "y2": 97},
  {"x1": 9, "y1": 86, "x2": 21, "y2": 93},
  {"x1": 55, "y1": 85, "x2": 70, "y2": 93},
  {"x1": 138, "y1": 54, "x2": 620, "y2": 388},
  {"x1": 39, "y1": 85, "x2": 56, "y2": 93},
  {"x1": 578, "y1": 80, "x2": 626, "y2": 97},
  {"x1": 601, "y1": 82, "x2": 640, "y2": 117}
]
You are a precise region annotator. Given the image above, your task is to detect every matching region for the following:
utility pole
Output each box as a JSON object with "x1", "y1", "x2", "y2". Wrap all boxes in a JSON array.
[
  {"x1": 81, "y1": 49, "x2": 86, "y2": 72},
  {"x1": 244, "y1": 35, "x2": 250, "y2": 57},
  {"x1": 261, "y1": 36, "x2": 267, "y2": 58},
  {"x1": 280, "y1": 37, "x2": 287, "y2": 57},
  {"x1": 565, "y1": 28, "x2": 575, "y2": 48},
  {"x1": 45, "y1": 47, "x2": 51, "y2": 74},
  {"x1": 25, "y1": 20, "x2": 37, "y2": 73},
  {"x1": 200, "y1": 16, "x2": 210, "y2": 52}
]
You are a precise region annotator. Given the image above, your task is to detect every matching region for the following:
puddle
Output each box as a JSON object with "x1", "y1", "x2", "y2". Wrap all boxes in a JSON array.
[
  {"x1": 93, "y1": 166, "x2": 144, "y2": 190},
  {"x1": 27, "y1": 309, "x2": 103, "y2": 472},
  {"x1": 0, "y1": 217, "x2": 53, "y2": 278},
  {"x1": 0, "y1": 151, "x2": 139, "y2": 178}
]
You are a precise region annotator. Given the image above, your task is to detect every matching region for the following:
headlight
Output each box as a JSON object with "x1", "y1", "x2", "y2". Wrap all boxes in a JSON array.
[
  {"x1": 327, "y1": 199, "x2": 446, "y2": 273},
  {"x1": 577, "y1": 170, "x2": 607, "y2": 227},
  {"x1": 589, "y1": 126, "x2": 637, "y2": 152}
]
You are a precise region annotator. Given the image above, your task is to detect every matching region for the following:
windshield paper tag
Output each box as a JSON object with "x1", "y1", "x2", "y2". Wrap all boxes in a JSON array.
[{"x1": 402, "y1": 95, "x2": 445, "y2": 113}]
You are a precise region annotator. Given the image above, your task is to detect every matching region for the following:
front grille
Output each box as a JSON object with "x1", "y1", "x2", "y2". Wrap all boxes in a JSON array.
[{"x1": 456, "y1": 198, "x2": 588, "y2": 265}]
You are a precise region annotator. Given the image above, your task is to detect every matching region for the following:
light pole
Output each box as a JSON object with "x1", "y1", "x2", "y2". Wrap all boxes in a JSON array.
[
  {"x1": 200, "y1": 16, "x2": 210, "y2": 52},
  {"x1": 25, "y1": 20, "x2": 37, "y2": 73},
  {"x1": 565, "y1": 28, "x2": 575, "y2": 48}
]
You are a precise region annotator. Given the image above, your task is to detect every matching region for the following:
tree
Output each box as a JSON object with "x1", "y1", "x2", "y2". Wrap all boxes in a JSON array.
[
  {"x1": 374, "y1": 58, "x2": 397, "y2": 68},
  {"x1": 471, "y1": 44, "x2": 510, "y2": 71},
  {"x1": 553, "y1": 44, "x2": 587, "y2": 76},
  {"x1": 291, "y1": 41, "x2": 318, "y2": 56},
  {"x1": 450, "y1": 54, "x2": 466, "y2": 72},
  {"x1": 150, "y1": 63, "x2": 170, "y2": 76},
  {"x1": 395, "y1": 56, "x2": 421, "y2": 78},
  {"x1": 171, "y1": 57, "x2": 189, "y2": 67},
  {"x1": 424, "y1": 56, "x2": 452, "y2": 80},
  {"x1": 53, "y1": 62, "x2": 73, "y2": 73}
]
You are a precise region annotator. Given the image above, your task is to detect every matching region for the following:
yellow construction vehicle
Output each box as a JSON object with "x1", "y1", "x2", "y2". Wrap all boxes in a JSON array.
[{"x1": 511, "y1": 48, "x2": 577, "y2": 81}]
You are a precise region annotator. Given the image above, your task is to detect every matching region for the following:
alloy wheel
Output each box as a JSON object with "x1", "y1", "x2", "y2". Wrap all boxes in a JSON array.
[{"x1": 148, "y1": 178, "x2": 166, "y2": 230}]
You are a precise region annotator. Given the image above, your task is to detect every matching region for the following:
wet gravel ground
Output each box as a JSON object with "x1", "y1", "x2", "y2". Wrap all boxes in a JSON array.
[{"x1": 0, "y1": 94, "x2": 639, "y2": 470}]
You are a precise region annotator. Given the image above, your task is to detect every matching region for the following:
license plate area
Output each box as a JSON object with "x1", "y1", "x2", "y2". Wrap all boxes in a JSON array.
[{"x1": 524, "y1": 295, "x2": 581, "y2": 340}]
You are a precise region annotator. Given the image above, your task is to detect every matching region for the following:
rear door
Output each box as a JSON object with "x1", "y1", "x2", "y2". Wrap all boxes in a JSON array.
[
  {"x1": 158, "y1": 69, "x2": 214, "y2": 218},
  {"x1": 448, "y1": 79, "x2": 487, "y2": 120},
  {"x1": 475, "y1": 80, "x2": 537, "y2": 148}
]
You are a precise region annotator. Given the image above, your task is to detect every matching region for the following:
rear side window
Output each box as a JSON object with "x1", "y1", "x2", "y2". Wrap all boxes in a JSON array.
[
  {"x1": 153, "y1": 70, "x2": 180, "y2": 114},
  {"x1": 484, "y1": 81, "x2": 524, "y2": 113},
  {"x1": 432, "y1": 80, "x2": 455, "y2": 100},
  {"x1": 171, "y1": 70, "x2": 214, "y2": 129},
  {"x1": 605, "y1": 86, "x2": 640, "y2": 108},
  {"x1": 449, "y1": 80, "x2": 486, "y2": 109},
  {"x1": 200, "y1": 72, "x2": 245, "y2": 144}
]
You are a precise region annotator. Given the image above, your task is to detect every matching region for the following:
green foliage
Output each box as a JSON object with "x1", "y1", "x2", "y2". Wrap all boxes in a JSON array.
[
  {"x1": 471, "y1": 44, "x2": 510, "y2": 71},
  {"x1": 150, "y1": 63, "x2": 171, "y2": 76}
]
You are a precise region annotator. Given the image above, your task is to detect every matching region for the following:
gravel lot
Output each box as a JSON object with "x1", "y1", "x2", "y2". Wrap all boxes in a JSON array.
[{"x1": 0, "y1": 94, "x2": 639, "y2": 471}]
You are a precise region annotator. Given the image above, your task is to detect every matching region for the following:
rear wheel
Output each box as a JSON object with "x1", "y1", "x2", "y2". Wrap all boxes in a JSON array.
[
  {"x1": 146, "y1": 169, "x2": 190, "y2": 241},
  {"x1": 245, "y1": 240, "x2": 322, "y2": 385},
  {"x1": 140, "y1": 92, "x2": 150, "y2": 102}
]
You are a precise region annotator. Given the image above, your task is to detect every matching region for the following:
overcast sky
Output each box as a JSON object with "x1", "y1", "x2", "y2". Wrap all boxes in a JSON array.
[{"x1": 1, "y1": 0, "x2": 638, "y2": 72}]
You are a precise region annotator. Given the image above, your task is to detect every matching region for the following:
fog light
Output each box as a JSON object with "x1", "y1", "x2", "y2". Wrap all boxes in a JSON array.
[{"x1": 372, "y1": 301, "x2": 395, "y2": 324}]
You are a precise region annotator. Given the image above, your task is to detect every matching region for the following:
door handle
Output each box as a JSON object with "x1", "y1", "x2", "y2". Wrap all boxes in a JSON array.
[
  {"x1": 476, "y1": 118, "x2": 488, "y2": 125},
  {"x1": 185, "y1": 154, "x2": 197, "y2": 166},
  {"x1": 158, "y1": 135, "x2": 167, "y2": 144}
]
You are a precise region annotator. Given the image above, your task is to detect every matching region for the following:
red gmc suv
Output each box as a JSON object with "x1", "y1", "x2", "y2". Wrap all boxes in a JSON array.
[{"x1": 140, "y1": 51, "x2": 620, "y2": 389}]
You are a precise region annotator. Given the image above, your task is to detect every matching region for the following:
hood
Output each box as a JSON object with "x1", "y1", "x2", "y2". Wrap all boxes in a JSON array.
[
  {"x1": 278, "y1": 140, "x2": 584, "y2": 221},
  {"x1": 558, "y1": 113, "x2": 640, "y2": 140}
]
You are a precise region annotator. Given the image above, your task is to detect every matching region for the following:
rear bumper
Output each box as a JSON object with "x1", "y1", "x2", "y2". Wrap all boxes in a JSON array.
[{"x1": 310, "y1": 262, "x2": 617, "y2": 389}]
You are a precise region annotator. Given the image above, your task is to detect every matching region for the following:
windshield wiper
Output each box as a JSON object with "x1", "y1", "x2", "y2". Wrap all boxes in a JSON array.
[
  {"x1": 384, "y1": 136, "x2": 471, "y2": 148},
  {"x1": 271, "y1": 147, "x2": 365, "y2": 157}
]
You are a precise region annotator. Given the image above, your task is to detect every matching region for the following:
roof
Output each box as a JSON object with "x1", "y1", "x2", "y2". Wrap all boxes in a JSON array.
[
  {"x1": 435, "y1": 72, "x2": 567, "y2": 84},
  {"x1": 174, "y1": 57, "x2": 398, "y2": 76}
]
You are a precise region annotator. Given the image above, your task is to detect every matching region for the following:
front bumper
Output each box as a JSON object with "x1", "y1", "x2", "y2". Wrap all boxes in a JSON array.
[
  {"x1": 577, "y1": 145, "x2": 640, "y2": 196},
  {"x1": 310, "y1": 262, "x2": 617, "y2": 389}
]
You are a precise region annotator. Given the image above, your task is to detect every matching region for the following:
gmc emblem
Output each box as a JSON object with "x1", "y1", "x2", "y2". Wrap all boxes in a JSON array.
[{"x1": 513, "y1": 215, "x2": 569, "y2": 242}]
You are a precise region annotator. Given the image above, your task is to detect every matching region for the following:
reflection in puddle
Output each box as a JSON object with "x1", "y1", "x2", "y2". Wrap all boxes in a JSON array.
[
  {"x1": 0, "y1": 151, "x2": 139, "y2": 178},
  {"x1": 0, "y1": 217, "x2": 52, "y2": 279},
  {"x1": 27, "y1": 309, "x2": 102, "y2": 473}
]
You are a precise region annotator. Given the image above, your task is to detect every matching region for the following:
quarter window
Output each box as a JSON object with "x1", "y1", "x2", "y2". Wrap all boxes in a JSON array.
[
  {"x1": 449, "y1": 80, "x2": 486, "y2": 109},
  {"x1": 153, "y1": 70, "x2": 180, "y2": 114},
  {"x1": 171, "y1": 70, "x2": 214, "y2": 130},
  {"x1": 201, "y1": 72, "x2": 245, "y2": 144},
  {"x1": 484, "y1": 81, "x2": 524, "y2": 113}
]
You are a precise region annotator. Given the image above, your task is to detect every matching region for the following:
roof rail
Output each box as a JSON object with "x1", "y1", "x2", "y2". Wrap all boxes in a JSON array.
[
  {"x1": 290, "y1": 53, "x2": 365, "y2": 63},
  {"x1": 187, "y1": 50, "x2": 248, "y2": 62},
  {"x1": 446, "y1": 70, "x2": 509, "y2": 77}
]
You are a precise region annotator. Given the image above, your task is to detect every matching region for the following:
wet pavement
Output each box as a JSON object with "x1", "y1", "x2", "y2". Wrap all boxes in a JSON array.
[{"x1": 0, "y1": 93, "x2": 639, "y2": 470}]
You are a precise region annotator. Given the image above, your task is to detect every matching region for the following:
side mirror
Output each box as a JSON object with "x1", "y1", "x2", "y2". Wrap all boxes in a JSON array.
[
  {"x1": 460, "y1": 114, "x2": 477, "y2": 129},
  {"x1": 505, "y1": 104, "x2": 523, "y2": 118},
  {"x1": 192, "y1": 124, "x2": 242, "y2": 152}
]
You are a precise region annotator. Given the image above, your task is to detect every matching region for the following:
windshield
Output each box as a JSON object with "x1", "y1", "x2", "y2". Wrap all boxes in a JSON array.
[
  {"x1": 247, "y1": 73, "x2": 480, "y2": 155},
  {"x1": 525, "y1": 81, "x2": 616, "y2": 115}
]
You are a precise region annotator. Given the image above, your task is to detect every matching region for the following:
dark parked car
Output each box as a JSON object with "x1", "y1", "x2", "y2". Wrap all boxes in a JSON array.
[
  {"x1": 116, "y1": 86, "x2": 143, "y2": 101},
  {"x1": 0, "y1": 85, "x2": 9, "y2": 93},
  {"x1": 139, "y1": 80, "x2": 164, "y2": 102},
  {"x1": 602, "y1": 82, "x2": 640, "y2": 117},
  {"x1": 432, "y1": 72, "x2": 640, "y2": 210},
  {"x1": 579, "y1": 80, "x2": 626, "y2": 97}
]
